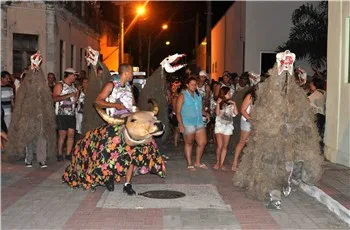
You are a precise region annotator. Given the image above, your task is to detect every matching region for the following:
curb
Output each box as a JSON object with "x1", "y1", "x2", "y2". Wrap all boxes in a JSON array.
[{"x1": 300, "y1": 182, "x2": 350, "y2": 226}]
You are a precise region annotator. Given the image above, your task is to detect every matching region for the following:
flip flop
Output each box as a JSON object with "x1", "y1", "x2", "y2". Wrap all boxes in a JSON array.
[
  {"x1": 194, "y1": 163, "x2": 208, "y2": 169},
  {"x1": 187, "y1": 165, "x2": 196, "y2": 171}
]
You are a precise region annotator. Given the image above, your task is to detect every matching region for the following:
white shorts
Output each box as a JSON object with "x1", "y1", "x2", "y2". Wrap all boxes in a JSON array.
[{"x1": 214, "y1": 121, "x2": 234, "y2": 136}]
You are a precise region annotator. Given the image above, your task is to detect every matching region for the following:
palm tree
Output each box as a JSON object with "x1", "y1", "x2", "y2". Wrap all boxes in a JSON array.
[{"x1": 278, "y1": 1, "x2": 328, "y2": 69}]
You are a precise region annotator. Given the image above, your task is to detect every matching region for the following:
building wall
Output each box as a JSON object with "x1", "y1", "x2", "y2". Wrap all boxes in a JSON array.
[
  {"x1": 55, "y1": 7, "x2": 100, "y2": 79},
  {"x1": 244, "y1": 1, "x2": 313, "y2": 74},
  {"x1": 2, "y1": 2, "x2": 101, "y2": 79},
  {"x1": 326, "y1": 1, "x2": 350, "y2": 167},
  {"x1": 211, "y1": 16, "x2": 226, "y2": 80},
  {"x1": 224, "y1": 1, "x2": 245, "y2": 76},
  {"x1": 100, "y1": 24, "x2": 119, "y2": 72},
  {"x1": 5, "y1": 2, "x2": 47, "y2": 74}
]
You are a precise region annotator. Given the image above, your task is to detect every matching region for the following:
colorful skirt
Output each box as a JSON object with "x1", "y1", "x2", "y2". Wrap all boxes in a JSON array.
[{"x1": 62, "y1": 124, "x2": 166, "y2": 190}]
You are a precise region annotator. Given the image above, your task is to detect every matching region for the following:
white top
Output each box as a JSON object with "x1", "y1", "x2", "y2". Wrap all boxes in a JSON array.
[
  {"x1": 308, "y1": 90, "x2": 326, "y2": 115},
  {"x1": 241, "y1": 104, "x2": 251, "y2": 122},
  {"x1": 216, "y1": 104, "x2": 237, "y2": 125}
]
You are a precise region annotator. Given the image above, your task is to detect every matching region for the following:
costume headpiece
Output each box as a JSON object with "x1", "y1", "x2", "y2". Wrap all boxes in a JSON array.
[
  {"x1": 160, "y1": 53, "x2": 187, "y2": 73},
  {"x1": 276, "y1": 50, "x2": 296, "y2": 75},
  {"x1": 30, "y1": 52, "x2": 42, "y2": 70},
  {"x1": 85, "y1": 46, "x2": 99, "y2": 66}
]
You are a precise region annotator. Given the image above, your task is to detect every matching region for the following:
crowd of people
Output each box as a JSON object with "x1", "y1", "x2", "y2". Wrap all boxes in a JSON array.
[
  {"x1": 1, "y1": 63, "x2": 327, "y2": 174},
  {"x1": 166, "y1": 67, "x2": 327, "y2": 172}
]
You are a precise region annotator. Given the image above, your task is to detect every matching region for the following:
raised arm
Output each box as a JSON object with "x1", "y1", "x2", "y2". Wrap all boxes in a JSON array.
[{"x1": 95, "y1": 82, "x2": 127, "y2": 110}]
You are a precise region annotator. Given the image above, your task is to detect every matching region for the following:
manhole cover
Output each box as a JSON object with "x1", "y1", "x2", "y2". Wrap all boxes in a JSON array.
[{"x1": 138, "y1": 190, "x2": 186, "y2": 199}]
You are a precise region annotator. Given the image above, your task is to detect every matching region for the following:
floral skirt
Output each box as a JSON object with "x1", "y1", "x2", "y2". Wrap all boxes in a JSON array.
[{"x1": 62, "y1": 124, "x2": 166, "y2": 190}]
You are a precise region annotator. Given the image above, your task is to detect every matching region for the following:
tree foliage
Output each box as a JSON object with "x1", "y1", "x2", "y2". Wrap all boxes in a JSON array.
[{"x1": 278, "y1": 1, "x2": 328, "y2": 68}]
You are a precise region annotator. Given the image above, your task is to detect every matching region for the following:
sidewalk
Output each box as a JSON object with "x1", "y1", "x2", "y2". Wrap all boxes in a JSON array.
[
  {"x1": 1, "y1": 143, "x2": 349, "y2": 229},
  {"x1": 300, "y1": 161, "x2": 350, "y2": 225}
]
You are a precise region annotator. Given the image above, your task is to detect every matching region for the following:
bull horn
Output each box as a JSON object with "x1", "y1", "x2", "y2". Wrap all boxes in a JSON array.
[
  {"x1": 94, "y1": 104, "x2": 125, "y2": 125},
  {"x1": 148, "y1": 99, "x2": 159, "y2": 115}
]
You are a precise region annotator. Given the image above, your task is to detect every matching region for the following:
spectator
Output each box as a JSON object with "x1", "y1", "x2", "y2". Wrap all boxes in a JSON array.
[
  {"x1": 213, "y1": 86, "x2": 238, "y2": 171},
  {"x1": 1, "y1": 71, "x2": 14, "y2": 128},
  {"x1": 232, "y1": 86, "x2": 257, "y2": 171},
  {"x1": 47, "y1": 72, "x2": 56, "y2": 92},
  {"x1": 176, "y1": 76, "x2": 209, "y2": 171},
  {"x1": 308, "y1": 77, "x2": 326, "y2": 153},
  {"x1": 76, "y1": 78, "x2": 88, "y2": 137},
  {"x1": 53, "y1": 68, "x2": 79, "y2": 162}
]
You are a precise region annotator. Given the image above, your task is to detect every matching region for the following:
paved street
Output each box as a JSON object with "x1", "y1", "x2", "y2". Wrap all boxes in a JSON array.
[{"x1": 1, "y1": 143, "x2": 348, "y2": 230}]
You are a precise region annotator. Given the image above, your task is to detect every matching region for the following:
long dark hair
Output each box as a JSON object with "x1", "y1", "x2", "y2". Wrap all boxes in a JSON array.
[
  {"x1": 218, "y1": 86, "x2": 231, "y2": 109},
  {"x1": 244, "y1": 86, "x2": 257, "y2": 105}
]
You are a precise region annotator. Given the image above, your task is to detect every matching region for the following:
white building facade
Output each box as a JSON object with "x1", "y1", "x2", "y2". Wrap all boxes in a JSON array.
[{"x1": 197, "y1": 1, "x2": 314, "y2": 80}]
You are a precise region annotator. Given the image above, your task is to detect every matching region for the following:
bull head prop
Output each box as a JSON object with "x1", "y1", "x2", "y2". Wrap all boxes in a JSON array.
[
  {"x1": 94, "y1": 99, "x2": 163, "y2": 145},
  {"x1": 160, "y1": 53, "x2": 187, "y2": 73}
]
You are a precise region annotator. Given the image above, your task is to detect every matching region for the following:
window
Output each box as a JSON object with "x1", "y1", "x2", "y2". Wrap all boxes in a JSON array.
[
  {"x1": 71, "y1": 44, "x2": 76, "y2": 68},
  {"x1": 12, "y1": 33, "x2": 38, "y2": 74},
  {"x1": 260, "y1": 52, "x2": 276, "y2": 75}
]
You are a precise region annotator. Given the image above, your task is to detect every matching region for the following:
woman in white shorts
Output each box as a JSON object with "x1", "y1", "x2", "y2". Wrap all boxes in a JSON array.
[
  {"x1": 232, "y1": 86, "x2": 256, "y2": 171},
  {"x1": 213, "y1": 86, "x2": 238, "y2": 171}
]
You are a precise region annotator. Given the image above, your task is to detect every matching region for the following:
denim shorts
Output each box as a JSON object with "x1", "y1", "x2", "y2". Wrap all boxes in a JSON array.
[
  {"x1": 240, "y1": 117, "x2": 251, "y2": 132},
  {"x1": 183, "y1": 124, "x2": 205, "y2": 135}
]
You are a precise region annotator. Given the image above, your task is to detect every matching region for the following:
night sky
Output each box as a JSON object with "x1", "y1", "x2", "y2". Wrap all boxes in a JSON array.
[{"x1": 100, "y1": 1, "x2": 234, "y2": 71}]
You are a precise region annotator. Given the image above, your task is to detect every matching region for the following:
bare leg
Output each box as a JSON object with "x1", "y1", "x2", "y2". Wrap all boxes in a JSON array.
[
  {"x1": 125, "y1": 164, "x2": 134, "y2": 183},
  {"x1": 58, "y1": 130, "x2": 67, "y2": 156},
  {"x1": 194, "y1": 128, "x2": 207, "y2": 166},
  {"x1": 214, "y1": 133, "x2": 223, "y2": 170},
  {"x1": 174, "y1": 127, "x2": 180, "y2": 147},
  {"x1": 184, "y1": 133, "x2": 195, "y2": 167},
  {"x1": 219, "y1": 135, "x2": 231, "y2": 171},
  {"x1": 66, "y1": 128, "x2": 75, "y2": 156},
  {"x1": 232, "y1": 131, "x2": 250, "y2": 171}
]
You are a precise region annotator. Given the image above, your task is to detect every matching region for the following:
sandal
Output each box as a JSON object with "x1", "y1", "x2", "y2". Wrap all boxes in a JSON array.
[
  {"x1": 213, "y1": 163, "x2": 220, "y2": 170},
  {"x1": 221, "y1": 166, "x2": 227, "y2": 171},
  {"x1": 231, "y1": 165, "x2": 238, "y2": 172},
  {"x1": 187, "y1": 165, "x2": 196, "y2": 171},
  {"x1": 194, "y1": 163, "x2": 208, "y2": 169}
]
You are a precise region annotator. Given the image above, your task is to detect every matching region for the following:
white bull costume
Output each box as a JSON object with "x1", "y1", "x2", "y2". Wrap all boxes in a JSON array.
[{"x1": 62, "y1": 99, "x2": 166, "y2": 192}]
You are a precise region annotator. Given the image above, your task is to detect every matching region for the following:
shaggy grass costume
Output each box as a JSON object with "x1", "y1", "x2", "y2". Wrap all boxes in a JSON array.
[
  {"x1": 233, "y1": 65, "x2": 323, "y2": 200},
  {"x1": 5, "y1": 68, "x2": 56, "y2": 161}
]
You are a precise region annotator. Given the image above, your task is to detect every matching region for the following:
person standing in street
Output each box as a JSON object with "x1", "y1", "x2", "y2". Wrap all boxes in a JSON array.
[{"x1": 53, "y1": 68, "x2": 79, "y2": 162}]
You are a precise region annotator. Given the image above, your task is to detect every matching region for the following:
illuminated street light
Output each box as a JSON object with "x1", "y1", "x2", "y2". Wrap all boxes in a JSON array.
[
  {"x1": 165, "y1": 41, "x2": 170, "y2": 45},
  {"x1": 162, "y1": 24, "x2": 168, "y2": 30},
  {"x1": 136, "y1": 6, "x2": 145, "y2": 16}
]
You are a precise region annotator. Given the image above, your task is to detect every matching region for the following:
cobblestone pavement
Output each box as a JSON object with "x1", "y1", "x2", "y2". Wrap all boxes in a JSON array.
[{"x1": 1, "y1": 143, "x2": 348, "y2": 229}]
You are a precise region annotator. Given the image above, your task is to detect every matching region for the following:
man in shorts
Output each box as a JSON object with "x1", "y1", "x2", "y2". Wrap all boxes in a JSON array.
[{"x1": 53, "y1": 68, "x2": 79, "y2": 161}]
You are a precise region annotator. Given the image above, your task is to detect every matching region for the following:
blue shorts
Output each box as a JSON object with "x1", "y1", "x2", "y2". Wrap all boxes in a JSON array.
[
  {"x1": 183, "y1": 124, "x2": 205, "y2": 135},
  {"x1": 240, "y1": 118, "x2": 251, "y2": 132}
]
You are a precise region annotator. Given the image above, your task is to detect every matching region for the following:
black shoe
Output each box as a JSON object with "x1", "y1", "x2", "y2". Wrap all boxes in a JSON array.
[
  {"x1": 39, "y1": 162, "x2": 47, "y2": 168},
  {"x1": 123, "y1": 184, "x2": 136, "y2": 195},
  {"x1": 65, "y1": 154, "x2": 72, "y2": 161},
  {"x1": 57, "y1": 155, "x2": 64, "y2": 162},
  {"x1": 106, "y1": 176, "x2": 115, "y2": 192},
  {"x1": 25, "y1": 162, "x2": 33, "y2": 168}
]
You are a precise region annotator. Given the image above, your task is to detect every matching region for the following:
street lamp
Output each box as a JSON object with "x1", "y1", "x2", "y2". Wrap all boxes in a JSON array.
[
  {"x1": 165, "y1": 41, "x2": 170, "y2": 45},
  {"x1": 136, "y1": 6, "x2": 145, "y2": 16},
  {"x1": 162, "y1": 24, "x2": 168, "y2": 30}
]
